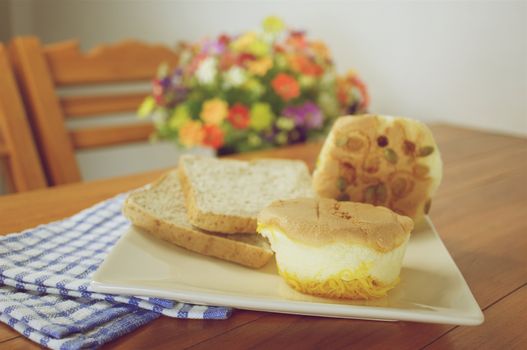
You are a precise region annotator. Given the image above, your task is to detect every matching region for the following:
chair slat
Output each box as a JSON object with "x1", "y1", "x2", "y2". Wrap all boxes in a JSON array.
[
  {"x1": 0, "y1": 145, "x2": 9, "y2": 157},
  {"x1": 70, "y1": 124, "x2": 154, "y2": 149},
  {"x1": 10, "y1": 37, "x2": 175, "y2": 186},
  {"x1": 9, "y1": 37, "x2": 81, "y2": 185},
  {"x1": 45, "y1": 40, "x2": 179, "y2": 86},
  {"x1": 0, "y1": 43, "x2": 48, "y2": 191},
  {"x1": 61, "y1": 93, "x2": 148, "y2": 118}
]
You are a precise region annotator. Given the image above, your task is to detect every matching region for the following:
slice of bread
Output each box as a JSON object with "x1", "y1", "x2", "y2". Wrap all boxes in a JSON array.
[
  {"x1": 123, "y1": 171, "x2": 274, "y2": 269},
  {"x1": 178, "y1": 155, "x2": 314, "y2": 234}
]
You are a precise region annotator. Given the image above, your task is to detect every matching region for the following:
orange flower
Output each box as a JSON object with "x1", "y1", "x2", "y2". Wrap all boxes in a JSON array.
[
  {"x1": 187, "y1": 52, "x2": 207, "y2": 74},
  {"x1": 286, "y1": 31, "x2": 307, "y2": 51},
  {"x1": 287, "y1": 54, "x2": 323, "y2": 76},
  {"x1": 179, "y1": 120, "x2": 204, "y2": 147},
  {"x1": 200, "y1": 98, "x2": 228, "y2": 125},
  {"x1": 274, "y1": 43, "x2": 285, "y2": 53},
  {"x1": 228, "y1": 103, "x2": 250, "y2": 129},
  {"x1": 336, "y1": 77, "x2": 350, "y2": 106},
  {"x1": 347, "y1": 71, "x2": 370, "y2": 111},
  {"x1": 311, "y1": 41, "x2": 331, "y2": 61},
  {"x1": 202, "y1": 124, "x2": 225, "y2": 149},
  {"x1": 271, "y1": 73, "x2": 300, "y2": 101},
  {"x1": 219, "y1": 52, "x2": 237, "y2": 71},
  {"x1": 247, "y1": 57, "x2": 273, "y2": 76}
]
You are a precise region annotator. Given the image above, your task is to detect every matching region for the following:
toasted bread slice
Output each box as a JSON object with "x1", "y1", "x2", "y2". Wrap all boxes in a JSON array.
[
  {"x1": 178, "y1": 155, "x2": 313, "y2": 234},
  {"x1": 123, "y1": 171, "x2": 274, "y2": 268}
]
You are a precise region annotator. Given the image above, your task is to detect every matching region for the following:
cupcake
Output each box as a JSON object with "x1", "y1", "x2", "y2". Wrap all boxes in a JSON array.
[
  {"x1": 313, "y1": 114, "x2": 442, "y2": 221},
  {"x1": 257, "y1": 197, "x2": 414, "y2": 299}
]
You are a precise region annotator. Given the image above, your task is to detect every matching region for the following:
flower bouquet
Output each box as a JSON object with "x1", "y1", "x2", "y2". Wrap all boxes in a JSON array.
[{"x1": 139, "y1": 16, "x2": 369, "y2": 154}]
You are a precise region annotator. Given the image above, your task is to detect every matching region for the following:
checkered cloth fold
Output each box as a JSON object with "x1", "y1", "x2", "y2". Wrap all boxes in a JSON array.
[{"x1": 0, "y1": 194, "x2": 231, "y2": 349}]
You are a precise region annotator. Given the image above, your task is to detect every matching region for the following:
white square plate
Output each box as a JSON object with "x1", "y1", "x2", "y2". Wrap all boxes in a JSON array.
[{"x1": 91, "y1": 218, "x2": 483, "y2": 325}]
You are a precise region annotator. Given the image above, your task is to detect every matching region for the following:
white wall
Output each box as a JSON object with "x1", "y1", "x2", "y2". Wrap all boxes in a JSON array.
[
  {"x1": 1, "y1": 0, "x2": 526, "y2": 191},
  {"x1": 10, "y1": 0, "x2": 526, "y2": 136}
]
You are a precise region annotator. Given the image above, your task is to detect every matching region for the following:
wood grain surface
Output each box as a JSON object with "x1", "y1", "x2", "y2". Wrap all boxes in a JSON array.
[{"x1": 0, "y1": 124, "x2": 525, "y2": 349}]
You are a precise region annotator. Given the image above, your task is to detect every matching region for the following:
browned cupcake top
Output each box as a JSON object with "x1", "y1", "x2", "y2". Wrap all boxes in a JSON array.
[{"x1": 258, "y1": 197, "x2": 414, "y2": 252}]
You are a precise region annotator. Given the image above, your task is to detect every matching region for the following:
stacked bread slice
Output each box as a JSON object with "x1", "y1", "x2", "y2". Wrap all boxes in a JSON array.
[{"x1": 123, "y1": 155, "x2": 313, "y2": 268}]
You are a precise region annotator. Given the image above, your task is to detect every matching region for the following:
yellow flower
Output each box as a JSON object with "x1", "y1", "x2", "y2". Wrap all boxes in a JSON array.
[
  {"x1": 179, "y1": 120, "x2": 204, "y2": 148},
  {"x1": 318, "y1": 92, "x2": 339, "y2": 117},
  {"x1": 230, "y1": 32, "x2": 257, "y2": 53},
  {"x1": 248, "y1": 57, "x2": 273, "y2": 76},
  {"x1": 247, "y1": 39, "x2": 269, "y2": 57},
  {"x1": 169, "y1": 105, "x2": 191, "y2": 130},
  {"x1": 200, "y1": 98, "x2": 228, "y2": 125},
  {"x1": 244, "y1": 78, "x2": 265, "y2": 97},
  {"x1": 275, "y1": 131, "x2": 288, "y2": 145},
  {"x1": 156, "y1": 62, "x2": 170, "y2": 79},
  {"x1": 263, "y1": 16, "x2": 285, "y2": 33},
  {"x1": 276, "y1": 116, "x2": 295, "y2": 131},
  {"x1": 137, "y1": 96, "x2": 156, "y2": 118},
  {"x1": 248, "y1": 133, "x2": 262, "y2": 147},
  {"x1": 250, "y1": 102, "x2": 275, "y2": 131},
  {"x1": 299, "y1": 75, "x2": 316, "y2": 89},
  {"x1": 275, "y1": 54, "x2": 288, "y2": 69},
  {"x1": 311, "y1": 41, "x2": 331, "y2": 61}
]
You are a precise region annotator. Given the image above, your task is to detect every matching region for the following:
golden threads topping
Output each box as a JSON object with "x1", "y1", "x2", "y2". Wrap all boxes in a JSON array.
[{"x1": 278, "y1": 264, "x2": 399, "y2": 300}]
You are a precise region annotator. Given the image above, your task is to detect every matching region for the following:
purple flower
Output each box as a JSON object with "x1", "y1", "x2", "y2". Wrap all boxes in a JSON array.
[
  {"x1": 160, "y1": 76, "x2": 171, "y2": 88},
  {"x1": 283, "y1": 102, "x2": 323, "y2": 129},
  {"x1": 171, "y1": 68, "x2": 184, "y2": 86},
  {"x1": 152, "y1": 77, "x2": 171, "y2": 105},
  {"x1": 164, "y1": 85, "x2": 188, "y2": 108},
  {"x1": 201, "y1": 38, "x2": 226, "y2": 55},
  {"x1": 154, "y1": 69, "x2": 188, "y2": 108},
  {"x1": 302, "y1": 102, "x2": 324, "y2": 128},
  {"x1": 288, "y1": 127, "x2": 307, "y2": 144}
]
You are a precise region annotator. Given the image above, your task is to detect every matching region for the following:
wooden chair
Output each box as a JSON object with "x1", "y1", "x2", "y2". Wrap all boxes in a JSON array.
[
  {"x1": 0, "y1": 43, "x2": 47, "y2": 193},
  {"x1": 9, "y1": 36, "x2": 179, "y2": 186}
]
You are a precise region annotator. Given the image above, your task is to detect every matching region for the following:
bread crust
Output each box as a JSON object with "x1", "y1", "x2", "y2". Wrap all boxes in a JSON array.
[{"x1": 123, "y1": 172, "x2": 273, "y2": 269}]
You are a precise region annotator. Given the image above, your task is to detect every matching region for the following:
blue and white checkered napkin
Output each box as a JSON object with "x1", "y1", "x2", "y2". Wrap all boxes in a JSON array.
[{"x1": 0, "y1": 194, "x2": 231, "y2": 349}]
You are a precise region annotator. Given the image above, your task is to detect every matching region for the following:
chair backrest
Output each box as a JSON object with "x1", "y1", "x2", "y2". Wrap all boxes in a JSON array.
[
  {"x1": 9, "y1": 36, "x2": 179, "y2": 186},
  {"x1": 0, "y1": 43, "x2": 47, "y2": 193}
]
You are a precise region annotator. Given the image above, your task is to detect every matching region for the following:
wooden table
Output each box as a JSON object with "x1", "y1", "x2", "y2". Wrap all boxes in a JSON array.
[{"x1": 0, "y1": 124, "x2": 525, "y2": 349}]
